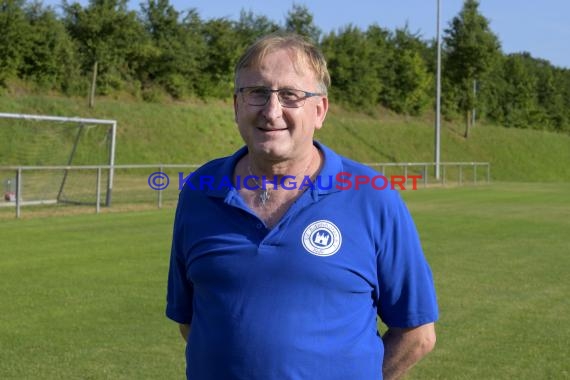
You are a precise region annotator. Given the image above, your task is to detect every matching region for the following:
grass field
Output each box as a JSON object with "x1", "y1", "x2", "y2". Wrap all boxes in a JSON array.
[{"x1": 1, "y1": 182, "x2": 568, "y2": 379}]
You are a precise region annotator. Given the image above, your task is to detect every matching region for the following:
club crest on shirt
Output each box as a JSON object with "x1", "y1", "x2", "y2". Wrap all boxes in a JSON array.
[{"x1": 302, "y1": 220, "x2": 342, "y2": 257}]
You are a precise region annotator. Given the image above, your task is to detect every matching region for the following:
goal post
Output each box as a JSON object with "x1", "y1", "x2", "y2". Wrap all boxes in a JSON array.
[{"x1": 0, "y1": 112, "x2": 117, "y2": 208}]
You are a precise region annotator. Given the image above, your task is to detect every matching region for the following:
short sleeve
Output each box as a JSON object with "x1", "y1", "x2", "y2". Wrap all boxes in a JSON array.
[
  {"x1": 376, "y1": 193, "x2": 438, "y2": 328},
  {"x1": 165, "y1": 193, "x2": 194, "y2": 324}
]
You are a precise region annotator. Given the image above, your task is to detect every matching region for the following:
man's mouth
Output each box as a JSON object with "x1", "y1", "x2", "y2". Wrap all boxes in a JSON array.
[{"x1": 257, "y1": 127, "x2": 287, "y2": 132}]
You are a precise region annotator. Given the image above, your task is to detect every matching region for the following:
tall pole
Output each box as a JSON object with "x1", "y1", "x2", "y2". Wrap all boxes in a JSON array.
[
  {"x1": 435, "y1": 0, "x2": 442, "y2": 180},
  {"x1": 472, "y1": 79, "x2": 477, "y2": 127}
]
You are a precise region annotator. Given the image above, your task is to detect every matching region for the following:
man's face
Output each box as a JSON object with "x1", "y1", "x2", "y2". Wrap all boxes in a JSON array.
[{"x1": 233, "y1": 49, "x2": 328, "y2": 162}]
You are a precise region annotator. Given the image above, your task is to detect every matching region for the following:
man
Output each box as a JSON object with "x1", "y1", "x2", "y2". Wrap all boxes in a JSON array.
[{"x1": 166, "y1": 33, "x2": 438, "y2": 380}]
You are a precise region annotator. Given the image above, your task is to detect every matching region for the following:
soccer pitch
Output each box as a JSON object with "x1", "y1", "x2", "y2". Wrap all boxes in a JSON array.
[{"x1": 1, "y1": 183, "x2": 568, "y2": 379}]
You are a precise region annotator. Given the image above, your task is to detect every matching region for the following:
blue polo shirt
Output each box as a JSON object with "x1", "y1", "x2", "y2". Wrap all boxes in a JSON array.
[{"x1": 166, "y1": 141, "x2": 438, "y2": 380}]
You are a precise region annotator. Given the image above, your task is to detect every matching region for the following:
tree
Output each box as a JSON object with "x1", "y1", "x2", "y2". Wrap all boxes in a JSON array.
[
  {"x1": 493, "y1": 53, "x2": 567, "y2": 131},
  {"x1": 20, "y1": 2, "x2": 81, "y2": 92},
  {"x1": 320, "y1": 25, "x2": 382, "y2": 109},
  {"x1": 552, "y1": 67, "x2": 570, "y2": 133},
  {"x1": 533, "y1": 59, "x2": 567, "y2": 132},
  {"x1": 284, "y1": 3, "x2": 320, "y2": 43},
  {"x1": 365, "y1": 24, "x2": 394, "y2": 108},
  {"x1": 199, "y1": 17, "x2": 241, "y2": 97},
  {"x1": 383, "y1": 27, "x2": 432, "y2": 115},
  {"x1": 0, "y1": 0, "x2": 30, "y2": 86},
  {"x1": 444, "y1": 0, "x2": 501, "y2": 137},
  {"x1": 500, "y1": 54, "x2": 539, "y2": 129},
  {"x1": 139, "y1": 0, "x2": 205, "y2": 98},
  {"x1": 63, "y1": 0, "x2": 146, "y2": 101},
  {"x1": 234, "y1": 9, "x2": 280, "y2": 45}
]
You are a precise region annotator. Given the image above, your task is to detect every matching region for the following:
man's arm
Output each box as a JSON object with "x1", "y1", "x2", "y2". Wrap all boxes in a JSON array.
[
  {"x1": 179, "y1": 323, "x2": 191, "y2": 342},
  {"x1": 382, "y1": 322, "x2": 436, "y2": 380}
]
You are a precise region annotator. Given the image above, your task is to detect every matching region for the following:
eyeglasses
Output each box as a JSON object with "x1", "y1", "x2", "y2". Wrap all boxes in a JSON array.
[{"x1": 237, "y1": 86, "x2": 324, "y2": 108}]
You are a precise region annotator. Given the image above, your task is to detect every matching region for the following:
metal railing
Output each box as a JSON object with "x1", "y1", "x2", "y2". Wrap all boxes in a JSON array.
[
  {"x1": 364, "y1": 161, "x2": 491, "y2": 187},
  {"x1": 0, "y1": 164, "x2": 199, "y2": 218}
]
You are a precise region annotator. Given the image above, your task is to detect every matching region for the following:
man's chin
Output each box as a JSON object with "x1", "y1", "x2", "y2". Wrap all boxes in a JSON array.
[{"x1": 249, "y1": 144, "x2": 292, "y2": 161}]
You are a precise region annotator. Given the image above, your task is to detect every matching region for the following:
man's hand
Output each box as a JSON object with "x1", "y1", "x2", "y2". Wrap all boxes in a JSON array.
[{"x1": 382, "y1": 322, "x2": 436, "y2": 380}]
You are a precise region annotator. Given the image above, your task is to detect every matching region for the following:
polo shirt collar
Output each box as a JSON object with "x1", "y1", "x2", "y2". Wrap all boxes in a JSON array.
[
  {"x1": 203, "y1": 146, "x2": 247, "y2": 198},
  {"x1": 204, "y1": 140, "x2": 344, "y2": 199},
  {"x1": 311, "y1": 141, "x2": 343, "y2": 196}
]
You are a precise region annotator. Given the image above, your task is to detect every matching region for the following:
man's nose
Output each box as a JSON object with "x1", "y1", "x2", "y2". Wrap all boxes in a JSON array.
[{"x1": 262, "y1": 92, "x2": 283, "y2": 120}]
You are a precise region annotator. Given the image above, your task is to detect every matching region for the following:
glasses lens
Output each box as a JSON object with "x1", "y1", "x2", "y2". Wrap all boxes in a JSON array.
[
  {"x1": 278, "y1": 89, "x2": 305, "y2": 108},
  {"x1": 243, "y1": 87, "x2": 270, "y2": 106},
  {"x1": 241, "y1": 87, "x2": 309, "y2": 108}
]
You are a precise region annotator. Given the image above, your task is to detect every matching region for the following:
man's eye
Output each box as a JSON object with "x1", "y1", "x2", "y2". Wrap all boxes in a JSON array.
[
  {"x1": 279, "y1": 90, "x2": 300, "y2": 100},
  {"x1": 249, "y1": 88, "x2": 269, "y2": 96}
]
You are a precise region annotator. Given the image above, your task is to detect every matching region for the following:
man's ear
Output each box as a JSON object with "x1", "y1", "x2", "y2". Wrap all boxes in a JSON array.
[{"x1": 314, "y1": 96, "x2": 329, "y2": 130}]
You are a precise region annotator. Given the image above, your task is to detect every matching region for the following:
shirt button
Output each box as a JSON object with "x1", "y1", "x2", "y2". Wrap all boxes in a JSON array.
[{"x1": 256, "y1": 223, "x2": 263, "y2": 229}]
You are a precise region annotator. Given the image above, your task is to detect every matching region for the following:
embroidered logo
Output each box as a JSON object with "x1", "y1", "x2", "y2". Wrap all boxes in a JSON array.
[{"x1": 302, "y1": 220, "x2": 342, "y2": 257}]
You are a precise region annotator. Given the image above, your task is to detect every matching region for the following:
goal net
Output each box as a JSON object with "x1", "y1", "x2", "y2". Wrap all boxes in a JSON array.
[{"x1": 0, "y1": 113, "x2": 116, "y2": 209}]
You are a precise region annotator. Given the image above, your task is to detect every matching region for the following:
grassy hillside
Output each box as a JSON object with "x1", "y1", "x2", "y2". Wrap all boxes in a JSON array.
[{"x1": 1, "y1": 92, "x2": 569, "y2": 181}]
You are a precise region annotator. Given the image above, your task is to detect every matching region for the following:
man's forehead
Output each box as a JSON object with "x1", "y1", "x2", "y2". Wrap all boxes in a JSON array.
[{"x1": 239, "y1": 48, "x2": 315, "y2": 81}]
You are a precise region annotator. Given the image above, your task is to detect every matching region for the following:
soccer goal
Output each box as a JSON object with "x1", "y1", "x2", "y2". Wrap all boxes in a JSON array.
[{"x1": 0, "y1": 113, "x2": 116, "y2": 210}]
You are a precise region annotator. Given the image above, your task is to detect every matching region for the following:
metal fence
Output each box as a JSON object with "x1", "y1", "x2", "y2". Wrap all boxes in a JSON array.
[
  {"x1": 365, "y1": 162, "x2": 491, "y2": 187},
  {"x1": 0, "y1": 162, "x2": 490, "y2": 219}
]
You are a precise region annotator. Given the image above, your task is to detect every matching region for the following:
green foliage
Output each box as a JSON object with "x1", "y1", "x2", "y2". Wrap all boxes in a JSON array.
[
  {"x1": 63, "y1": 0, "x2": 147, "y2": 94},
  {"x1": 383, "y1": 27, "x2": 432, "y2": 115},
  {"x1": 0, "y1": 0, "x2": 31, "y2": 86},
  {"x1": 198, "y1": 17, "x2": 241, "y2": 98},
  {"x1": 322, "y1": 24, "x2": 431, "y2": 115},
  {"x1": 499, "y1": 54, "x2": 541, "y2": 129},
  {"x1": 139, "y1": 2, "x2": 205, "y2": 98},
  {"x1": 443, "y1": 0, "x2": 501, "y2": 136},
  {"x1": 20, "y1": 2, "x2": 82, "y2": 92},
  {"x1": 235, "y1": 9, "x2": 281, "y2": 43},
  {"x1": 285, "y1": 3, "x2": 320, "y2": 43},
  {"x1": 321, "y1": 26, "x2": 382, "y2": 109},
  {"x1": 1, "y1": 0, "x2": 569, "y2": 134},
  {"x1": 481, "y1": 53, "x2": 570, "y2": 133},
  {"x1": 365, "y1": 24, "x2": 393, "y2": 103}
]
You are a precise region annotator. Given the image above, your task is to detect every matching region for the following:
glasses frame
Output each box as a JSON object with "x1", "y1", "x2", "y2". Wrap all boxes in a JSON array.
[{"x1": 237, "y1": 86, "x2": 324, "y2": 108}]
